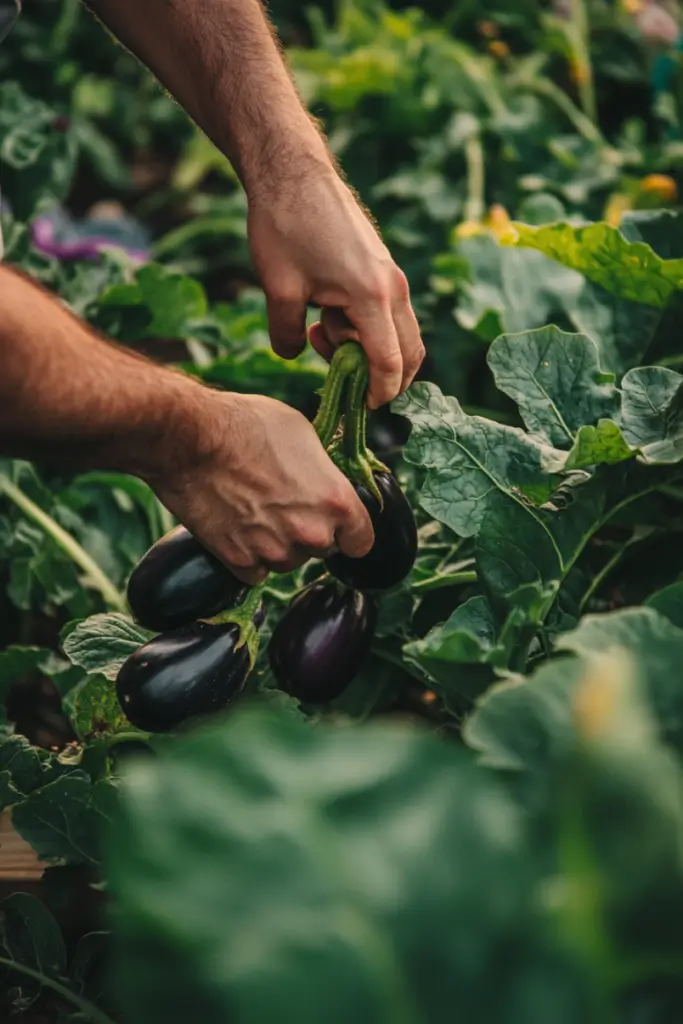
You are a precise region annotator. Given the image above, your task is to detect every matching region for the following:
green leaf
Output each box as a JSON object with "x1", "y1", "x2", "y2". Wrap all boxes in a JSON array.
[
  {"x1": 61, "y1": 613, "x2": 153, "y2": 681},
  {"x1": 487, "y1": 327, "x2": 617, "y2": 449},
  {"x1": 563, "y1": 278, "x2": 662, "y2": 377},
  {"x1": 557, "y1": 607, "x2": 683, "y2": 755},
  {"x1": 645, "y1": 581, "x2": 683, "y2": 630},
  {"x1": 560, "y1": 420, "x2": 634, "y2": 470},
  {"x1": 402, "y1": 595, "x2": 500, "y2": 701},
  {"x1": 395, "y1": 382, "x2": 562, "y2": 538},
  {"x1": 620, "y1": 366, "x2": 683, "y2": 463},
  {"x1": 12, "y1": 774, "x2": 118, "y2": 867},
  {"x1": 0, "y1": 893, "x2": 67, "y2": 1011},
  {"x1": 502, "y1": 220, "x2": 683, "y2": 308},
  {"x1": 453, "y1": 235, "x2": 582, "y2": 340},
  {"x1": 97, "y1": 263, "x2": 208, "y2": 340},
  {"x1": 0, "y1": 735, "x2": 64, "y2": 811},
  {"x1": 64, "y1": 672, "x2": 138, "y2": 742},
  {"x1": 108, "y1": 708, "x2": 590, "y2": 1024},
  {"x1": 465, "y1": 606, "x2": 683, "y2": 766}
]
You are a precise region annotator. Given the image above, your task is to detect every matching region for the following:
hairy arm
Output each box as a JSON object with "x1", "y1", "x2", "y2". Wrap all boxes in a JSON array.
[
  {"x1": 0, "y1": 265, "x2": 210, "y2": 476},
  {"x1": 84, "y1": 0, "x2": 424, "y2": 408},
  {"x1": 0, "y1": 266, "x2": 372, "y2": 581},
  {"x1": 84, "y1": 0, "x2": 329, "y2": 199}
]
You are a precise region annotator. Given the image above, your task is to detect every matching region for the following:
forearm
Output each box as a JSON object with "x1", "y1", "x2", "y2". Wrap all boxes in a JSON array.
[
  {"x1": 0, "y1": 267, "x2": 219, "y2": 480},
  {"x1": 84, "y1": 0, "x2": 333, "y2": 196}
]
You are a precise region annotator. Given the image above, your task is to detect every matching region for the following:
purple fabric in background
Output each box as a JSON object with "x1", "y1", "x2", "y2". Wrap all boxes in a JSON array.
[{"x1": 30, "y1": 205, "x2": 152, "y2": 265}]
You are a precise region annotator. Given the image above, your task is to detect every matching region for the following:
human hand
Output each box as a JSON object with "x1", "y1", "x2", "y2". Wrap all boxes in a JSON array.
[
  {"x1": 247, "y1": 163, "x2": 425, "y2": 410},
  {"x1": 147, "y1": 389, "x2": 374, "y2": 584}
]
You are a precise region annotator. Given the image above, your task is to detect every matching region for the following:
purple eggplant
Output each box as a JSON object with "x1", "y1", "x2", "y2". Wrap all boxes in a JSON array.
[
  {"x1": 325, "y1": 472, "x2": 417, "y2": 592},
  {"x1": 268, "y1": 580, "x2": 376, "y2": 703},
  {"x1": 117, "y1": 621, "x2": 250, "y2": 733},
  {"x1": 127, "y1": 525, "x2": 249, "y2": 633}
]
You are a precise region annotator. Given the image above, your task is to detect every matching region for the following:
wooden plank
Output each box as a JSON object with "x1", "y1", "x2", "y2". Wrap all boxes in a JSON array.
[{"x1": 0, "y1": 811, "x2": 45, "y2": 880}]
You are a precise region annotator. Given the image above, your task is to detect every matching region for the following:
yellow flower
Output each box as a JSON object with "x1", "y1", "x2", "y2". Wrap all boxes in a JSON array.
[
  {"x1": 639, "y1": 173, "x2": 677, "y2": 202},
  {"x1": 488, "y1": 40, "x2": 510, "y2": 60}
]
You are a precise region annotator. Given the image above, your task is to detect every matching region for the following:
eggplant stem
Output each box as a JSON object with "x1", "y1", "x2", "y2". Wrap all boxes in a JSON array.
[
  {"x1": 342, "y1": 361, "x2": 385, "y2": 504},
  {"x1": 313, "y1": 341, "x2": 366, "y2": 449}
]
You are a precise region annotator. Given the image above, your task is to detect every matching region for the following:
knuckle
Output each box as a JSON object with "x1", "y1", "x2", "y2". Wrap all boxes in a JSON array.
[
  {"x1": 267, "y1": 281, "x2": 303, "y2": 308},
  {"x1": 407, "y1": 341, "x2": 426, "y2": 375},
  {"x1": 393, "y1": 267, "x2": 411, "y2": 301},
  {"x1": 375, "y1": 349, "x2": 403, "y2": 377},
  {"x1": 257, "y1": 541, "x2": 290, "y2": 566},
  {"x1": 298, "y1": 525, "x2": 335, "y2": 551},
  {"x1": 360, "y1": 274, "x2": 390, "y2": 303}
]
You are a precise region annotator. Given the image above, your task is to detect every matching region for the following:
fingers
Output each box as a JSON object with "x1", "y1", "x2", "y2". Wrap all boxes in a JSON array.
[
  {"x1": 312, "y1": 271, "x2": 425, "y2": 409},
  {"x1": 266, "y1": 291, "x2": 307, "y2": 360},
  {"x1": 332, "y1": 485, "x2": 374, "y2": 559},
  {"x1": 348, "y1": 301, "x2": 402, "y2": 410}
]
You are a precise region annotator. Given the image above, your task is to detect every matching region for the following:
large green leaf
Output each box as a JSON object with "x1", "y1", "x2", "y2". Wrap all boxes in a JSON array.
[
  {"x1": 12, "y1": 773, "x2": 118, "y2": 867},
  {"x1": 451, "y1": 235, "x2": 582, "y2": 340},
  {"x1": 394, "y1": 381, "x2": 563, "y2": 538},
  {"x1": 108, "y1": 708, "x2": 592, "y2": 1024},
  {"x1": 466, "y1": 607, "x2": 683, "y2": 768},
  {"x1": 487, "y1": 327, "x2": 617, "y2": 449},
  {"x1": 62, "y1": 613, "x2": 153, "y2": 681},
  {"x1": 402, "y1": 595, "x2": 501, "y2": 702},
  {"x1": 502, "y1": 220, "x2": 683, "y2": 308},
  {"x1": 563, "y1": 278, "x2": 662, "y2": 377}
]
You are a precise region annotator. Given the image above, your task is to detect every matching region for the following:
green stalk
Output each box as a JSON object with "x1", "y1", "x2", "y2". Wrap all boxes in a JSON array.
[
  {"x1": 0, "y1": 477, "x2": 127, "y2": 612},
  {"x1": 568, "y1": 0, "x2": 597, "y2": 123},
  {"x1": 0, "y1": 956, "x2": 118, "y2": 1024},
  {"x1": 313, "y1": 341, "x2": 367, "y2": 448},
  {"x1": 463, "y1": 130, "x2": 485, "y2": 224}
]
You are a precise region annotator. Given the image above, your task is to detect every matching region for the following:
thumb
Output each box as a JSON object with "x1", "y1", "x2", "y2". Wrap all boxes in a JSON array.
[
  {"x1": 335, "y1": 489, "x2": 374, "y2": 559},
  {"x1": 267, "y1": 294, "x2": 307, "y2": 360}
]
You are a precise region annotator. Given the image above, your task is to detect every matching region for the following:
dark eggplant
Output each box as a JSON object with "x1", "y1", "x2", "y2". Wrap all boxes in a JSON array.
[
  {"x1": 324, "y1": 472, "x2": 417, "y2": 592},
  {"x1": 127, "y1": 525, "x2": 248, "y2": 633},
  {"x1": 117, "y1": 620, "x2": 250, "y2": 733},
  {"x1": 268, "y1": 580, "x2": 376, "y2": 703},
  {"x1": 366, "y1": 409, "x2": 411, "y2": 470}
]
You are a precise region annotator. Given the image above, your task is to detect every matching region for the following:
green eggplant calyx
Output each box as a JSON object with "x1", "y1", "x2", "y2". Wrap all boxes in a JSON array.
[
  {"x1": 202, "y1": 578, "x2": 268, "y2": 667},
  {"x1": 313, "y1": 341, "x2": 366, "y2": 449}
]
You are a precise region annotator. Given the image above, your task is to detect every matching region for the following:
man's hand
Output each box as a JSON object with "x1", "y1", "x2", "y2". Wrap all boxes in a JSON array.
[
  {"x1": 248, "y1": 163, "x2": 424, "y2": 410},
  {"x1": 85, "y1": 0, "x2": 425, "y2": 409},
  {"x1": 0, "y1": 267, "x2": 372, "y2": 582},
  {"x1": 149, "y1": 391, "x2": 373, "y2": 584}
]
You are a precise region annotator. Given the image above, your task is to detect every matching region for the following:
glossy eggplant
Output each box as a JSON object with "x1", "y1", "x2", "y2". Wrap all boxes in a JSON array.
[
  {"x1": 268, "y1": 580, "x2": 376, "y2": 703},
  {"x1": 325, "y1": 472, "x2": 417, "y2": 592},
  {"x1": 366, "y1": 409, "x2": 411, "y2": 470},
  {"x1": 117, "y1": 620, "x2": 250, "y2": 733},
  {"x1": 127, "y1": 525, "x2": 248, "y2": 633}
]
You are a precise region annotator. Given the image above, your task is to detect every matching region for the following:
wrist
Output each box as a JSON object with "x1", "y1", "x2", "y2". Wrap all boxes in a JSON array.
[
  {"x1": 136, "y1": 382, "x2": 240, "y2": 490},
  {"x1": 239, "y1": 119, "x2": 336, "y2": 202}
]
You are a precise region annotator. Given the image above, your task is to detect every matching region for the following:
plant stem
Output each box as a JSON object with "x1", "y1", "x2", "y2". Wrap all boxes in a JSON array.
[
  {"x1": 522, "y1": 78, "x2": 603, "y2": 145},
  {"x1": 569, "y1": 0, "x2": 597, "y2": 123},
  {"x1": 0, "y1": 477, "x2": 127, "y2": 612},
  {"x1": 580, "y1": 545, "x2": 628, "y2": 613},
  {"x1": 312, "y1": 341, "x2": 366, "y2": 448},
  {"x1": 464, "y1": 130, "x2": 485, "y2": 224},
  {"x1": 0, "y1": 956, "x2": 118, "y2": 1024},
  {"x1": 412, "y1": 570, "x2": 478, "y2": 592}
]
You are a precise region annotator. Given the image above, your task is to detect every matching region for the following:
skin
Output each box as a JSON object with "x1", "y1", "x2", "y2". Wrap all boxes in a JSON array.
[
  {"x1": 0, "y1": 0, "x2": 425, "y2": 581},
  {"x1": 0, "y1": 267, "x2": 371, "y2": 582}
]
